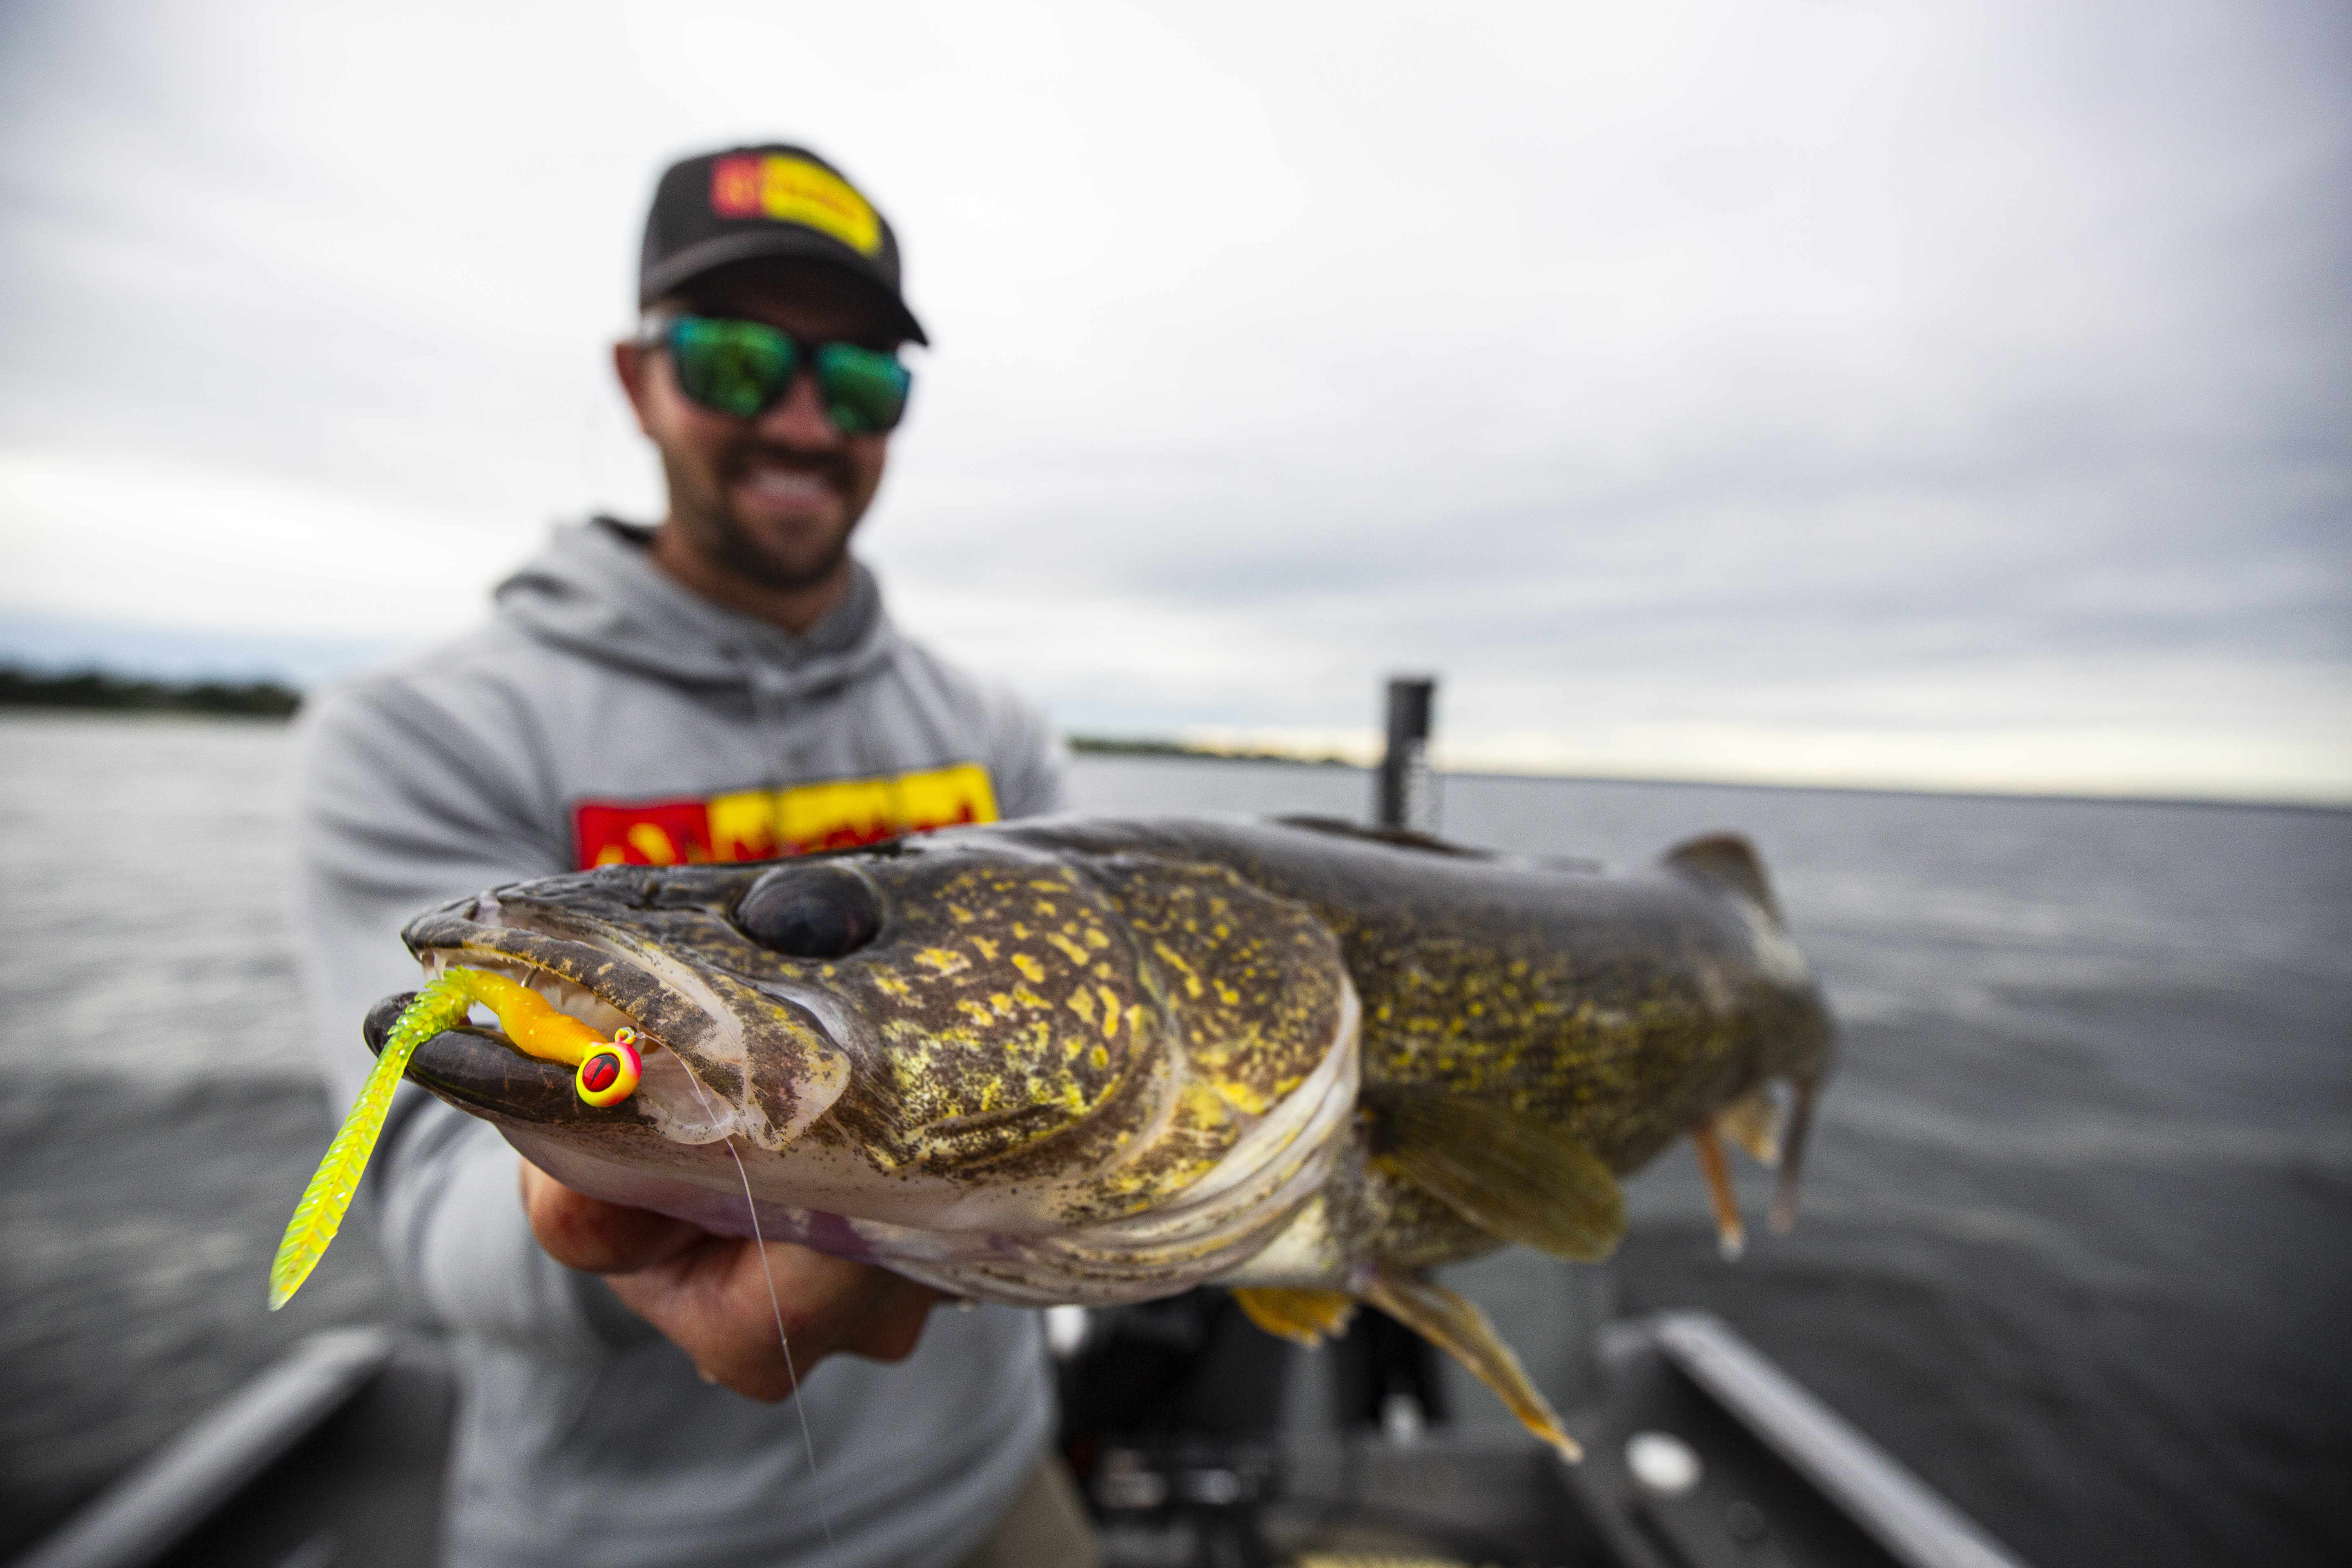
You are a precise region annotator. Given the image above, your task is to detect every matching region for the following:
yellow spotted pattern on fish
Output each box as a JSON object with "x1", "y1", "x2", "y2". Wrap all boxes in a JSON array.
[
  {"x1": 1317, "y1": 903, "x2": 1783, "y2": 1176},
  {"x1": 808, "y1": 861, "x2": 1151, "y2": 1183},
  {"x1": 799, "y1": 853, "x2": 1349, "y2": 1221}
]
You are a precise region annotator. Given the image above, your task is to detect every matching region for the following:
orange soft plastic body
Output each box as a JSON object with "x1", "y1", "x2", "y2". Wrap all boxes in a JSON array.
[
  {"x1": 443, "y1": 968, "x2": 643, "y2": 1106},
  {"x1": 452, "y1": 969, "x2": 606, "y2": 1063}
]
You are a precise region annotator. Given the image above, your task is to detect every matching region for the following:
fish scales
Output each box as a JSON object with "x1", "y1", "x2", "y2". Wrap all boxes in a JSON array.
[
  {"x1": 370, "y1": 814, "x2": 1834, "y2": 1454},
  {"x1": 1029, "y1": 819, "x2": 1814, "y2": 1172}
]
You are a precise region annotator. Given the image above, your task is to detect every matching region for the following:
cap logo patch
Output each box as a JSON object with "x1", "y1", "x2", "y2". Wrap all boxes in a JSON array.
[{"x1": 710, "y1": 154, "x2": 882, "y2": 257}]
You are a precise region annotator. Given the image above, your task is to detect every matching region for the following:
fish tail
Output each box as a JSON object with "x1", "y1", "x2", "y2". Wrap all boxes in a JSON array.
[
  {"x1": 268, "y1": 973, "x2": 474, "y2": 1310},
  {"x1": 1767, "y1": 1076, "x2": 1822, "y2": 1236}
]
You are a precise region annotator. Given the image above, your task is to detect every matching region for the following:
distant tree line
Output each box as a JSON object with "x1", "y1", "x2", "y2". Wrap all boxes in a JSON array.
[
  {"x1": 0, "y1": 665, "x2": 303, "y2": 718},
  {"x1": 1067, "y1": 733, "x2": 1353, "y2": 767},
  {"x1": 0, "y1": 678, "x2": 1359, "y2": 753}
]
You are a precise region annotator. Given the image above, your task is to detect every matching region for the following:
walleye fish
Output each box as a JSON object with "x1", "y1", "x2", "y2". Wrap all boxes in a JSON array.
[{"x1": 366, "y1": 815, "x2": 1834, "y2": 1454}]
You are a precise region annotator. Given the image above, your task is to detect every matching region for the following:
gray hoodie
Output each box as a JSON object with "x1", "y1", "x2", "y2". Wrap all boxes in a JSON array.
[{"x1": 292, "y1": 519, "x2": 1067, "y2": 1568}]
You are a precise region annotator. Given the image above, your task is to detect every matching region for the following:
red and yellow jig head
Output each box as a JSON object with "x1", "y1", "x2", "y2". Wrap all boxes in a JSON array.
[
  {"x1": 269, "y1": 966, "x2": 645, "y2": 1310},
  {"x1": 579, "y1": 1028, "x2": 643, "y2": 1106}
]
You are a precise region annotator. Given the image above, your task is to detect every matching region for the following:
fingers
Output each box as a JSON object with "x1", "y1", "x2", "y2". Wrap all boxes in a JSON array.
[
  {"x1": 519, "y1": 1160, "x2": 704, "y2": 1274},
  {"x1": 834, "y1": 1266, "x2": 941, "y2": 1363},
  {"x1": 512, "y1": 1160, "x2": 944, "y2": 1401},
  {"x1": 608, "y1": 1238, "x2": 943, "y2": 1401}
]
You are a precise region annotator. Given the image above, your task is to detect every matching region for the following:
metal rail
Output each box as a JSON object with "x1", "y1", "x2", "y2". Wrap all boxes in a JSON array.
[
  {"x1": 17, "y1": 1330, "x2": 394, "y2": 1568},
  {"x1": 1649, "y1": 1313, "x2": 2029, "y2": 1568}
]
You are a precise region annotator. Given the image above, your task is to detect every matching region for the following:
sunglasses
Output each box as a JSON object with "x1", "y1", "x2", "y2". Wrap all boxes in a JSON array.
[{"x1": 647, "y1": 314, "x2": 912, "y2": 434}]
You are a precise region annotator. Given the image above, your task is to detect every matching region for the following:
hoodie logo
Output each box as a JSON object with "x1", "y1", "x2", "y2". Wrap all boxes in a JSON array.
[{"x1": 574, "y1": 761, "x2": 998, "y2": 868}]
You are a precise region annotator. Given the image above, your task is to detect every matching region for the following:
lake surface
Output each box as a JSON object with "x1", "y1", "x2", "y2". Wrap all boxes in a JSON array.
[{"x1": 3, "y1": 715, "x2": 2347, "y2": 1564}]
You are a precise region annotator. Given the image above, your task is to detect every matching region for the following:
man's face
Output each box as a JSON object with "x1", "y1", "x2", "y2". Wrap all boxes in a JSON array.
[{"x1": 617, "y1": 259, "x2": 902, "y2": 595}]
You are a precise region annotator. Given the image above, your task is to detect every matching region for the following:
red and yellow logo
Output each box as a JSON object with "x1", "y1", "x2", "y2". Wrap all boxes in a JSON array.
[
  {"x1": 709, "y1": 154, "x2": 882, "y2": 257},
  {"x1": 574, "y1": 762, "x2": 997, "y2": 869}
]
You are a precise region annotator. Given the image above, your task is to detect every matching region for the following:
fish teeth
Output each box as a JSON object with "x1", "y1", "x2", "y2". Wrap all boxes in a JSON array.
[{"x1": 419, "y1": 949, "x2": 638, "y2": 1039}]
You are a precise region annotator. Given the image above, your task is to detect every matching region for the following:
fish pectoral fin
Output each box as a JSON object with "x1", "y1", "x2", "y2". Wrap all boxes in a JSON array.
[
  {"x1": 1359, "y1": 1265, "x2": 1581, "y2": 1462},
  {"x1": 1363, "y1": 1084, "x2": 1625, "y2": 1263},
  {"x1": 1719, "y1": 1085, "x2": 1782, "y2": 1168},
  {"x1": 1232, "y1": 1287, "x2": 1357, "y2": 1348},
  {"x1": 1690, "y1": 1120, "x2": 1747, "y2": 1261}
]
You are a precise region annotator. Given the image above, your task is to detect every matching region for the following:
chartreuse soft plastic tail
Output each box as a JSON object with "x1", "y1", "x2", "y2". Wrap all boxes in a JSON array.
[
  {"x1": 268, "y1": 966, "x2": 643, "y2": 1310},
  {"x1": 269, "y1": 972, "x2": 471, "y2": 1310}
]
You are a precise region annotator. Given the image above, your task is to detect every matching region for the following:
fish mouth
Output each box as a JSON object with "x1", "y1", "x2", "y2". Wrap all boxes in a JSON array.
[
  {"x1": 405, "y1": 891, "x2": 685, "y2": 1032},
  {"x1": 363, "y1": 976, "x2": 640, "y2": 1131},
  {"x1": 376, "y1": 949, "x2": 735, "y2": 1145},
  {"x1": 390, "y1": 888, "x2": 851, "y2": 1149}
]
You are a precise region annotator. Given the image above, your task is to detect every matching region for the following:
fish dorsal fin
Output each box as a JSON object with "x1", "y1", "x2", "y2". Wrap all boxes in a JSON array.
[
  {"x1": 1274, "y1": 816, "x2": 1488, "y2": 858},
  {"x1": 1362, "y1": 1083, "x2": 1625, "y2": 1263},
  {"x1": 1276, "y1": 817, "x2": 1607, "y2": 876},
  {"x1": 1666, "y1": 832, "x2": 1781, "y2": 920}
]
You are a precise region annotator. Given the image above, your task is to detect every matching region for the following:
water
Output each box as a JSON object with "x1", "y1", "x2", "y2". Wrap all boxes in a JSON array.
[
  {"x1": 0, "y1": 716, "x2": 399, "y2": 1557},
  {"x1": 4, "y1": 717, "x2": 2348, "y2": 1564}
]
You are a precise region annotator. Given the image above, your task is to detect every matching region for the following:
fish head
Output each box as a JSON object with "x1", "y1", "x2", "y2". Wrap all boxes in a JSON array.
[{"x1": 394, "y1": 830, "x2": 1359, "y2": 1235}]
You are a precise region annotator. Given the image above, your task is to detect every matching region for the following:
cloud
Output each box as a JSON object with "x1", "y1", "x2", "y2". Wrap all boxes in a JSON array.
[
  {"x1": 0, "y1": 447, "x2": 534, "y2": 639},
  {"x1": 0, "y1": 0, "x2": 2345, "y2": 800}
]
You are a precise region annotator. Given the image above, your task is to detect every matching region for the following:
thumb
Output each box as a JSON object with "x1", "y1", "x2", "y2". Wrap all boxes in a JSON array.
[{"x1": 520, "y1": 1160, "x2": 704, "y2": 1274}]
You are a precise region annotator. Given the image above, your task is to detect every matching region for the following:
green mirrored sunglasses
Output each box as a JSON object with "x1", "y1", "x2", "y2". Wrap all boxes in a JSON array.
[{"x1": 650, "y1": 315, "x2": 912, "y2": 434}]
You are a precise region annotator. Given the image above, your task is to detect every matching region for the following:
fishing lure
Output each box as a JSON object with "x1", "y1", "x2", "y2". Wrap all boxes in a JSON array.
[{"x1": 267, "y1": 966, "x2": 641, "y2": 1309}]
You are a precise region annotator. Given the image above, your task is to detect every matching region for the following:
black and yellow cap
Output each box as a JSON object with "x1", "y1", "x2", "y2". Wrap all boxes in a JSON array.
[{"x1": 639, "y1": 144, "x2": 926, "y2": 345}]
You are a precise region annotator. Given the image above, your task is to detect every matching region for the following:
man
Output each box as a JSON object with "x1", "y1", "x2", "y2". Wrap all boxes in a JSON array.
[{"x1": 293, "y1": 145, "x2": 1096, "y2": 1568}]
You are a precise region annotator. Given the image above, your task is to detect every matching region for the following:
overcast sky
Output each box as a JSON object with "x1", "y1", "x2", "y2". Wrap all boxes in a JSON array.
[{"x1": 1, "y1": 0, "x2": 2346, "y2": 800}]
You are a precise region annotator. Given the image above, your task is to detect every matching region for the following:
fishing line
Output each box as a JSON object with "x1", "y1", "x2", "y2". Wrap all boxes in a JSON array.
[{"x1": 680, "y1": 1072, "x2": 842, "y2": 1568}]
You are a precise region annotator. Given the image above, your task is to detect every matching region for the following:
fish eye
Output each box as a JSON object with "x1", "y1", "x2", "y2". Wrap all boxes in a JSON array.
[{"x1": 733, "y1": 863, "x2": 882, "y2": 960}]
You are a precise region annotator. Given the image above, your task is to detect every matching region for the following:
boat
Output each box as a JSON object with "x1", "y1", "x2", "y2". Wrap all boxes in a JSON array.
[{"x1": 16, "y1": 1308, "x2": 2027, "y2": 1568}]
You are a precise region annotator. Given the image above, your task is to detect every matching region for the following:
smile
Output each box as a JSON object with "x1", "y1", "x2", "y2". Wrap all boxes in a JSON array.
[{"x1": 738, "y1": 466, "x2": 836, "y2": 501}]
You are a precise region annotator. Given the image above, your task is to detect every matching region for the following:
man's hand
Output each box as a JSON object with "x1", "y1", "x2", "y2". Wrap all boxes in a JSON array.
[{"x1": 520, "y1": 1161, "x2": 942, "y2": 1400}]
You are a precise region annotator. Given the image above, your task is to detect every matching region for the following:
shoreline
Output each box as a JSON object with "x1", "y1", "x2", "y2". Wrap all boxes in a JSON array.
[{"x1": 5, "y1": 697, "x2": 2343, "y2": 816}]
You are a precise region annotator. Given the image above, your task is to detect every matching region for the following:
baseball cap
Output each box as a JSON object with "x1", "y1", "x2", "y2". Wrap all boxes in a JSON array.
[{"x1": 638, "y1": 144, "x2": 927, "y2": 345}]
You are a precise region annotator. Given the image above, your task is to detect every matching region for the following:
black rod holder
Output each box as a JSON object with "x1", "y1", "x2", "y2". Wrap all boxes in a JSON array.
[{"x1": 1375, "y1": 676, "x2": 1437, "y2": 832}]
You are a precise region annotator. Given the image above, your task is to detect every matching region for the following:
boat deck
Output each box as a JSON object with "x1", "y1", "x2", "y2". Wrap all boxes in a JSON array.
[{"x1": 19, "y1": 1312, "x2": 2026, "y2": 1568}]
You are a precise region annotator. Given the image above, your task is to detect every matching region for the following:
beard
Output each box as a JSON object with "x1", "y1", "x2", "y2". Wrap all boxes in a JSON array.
[
  {"x1": 664, "y1": 442, "x2": 862, "y2": 594},
  {"x1": 702, "y1": 506, "x2": 854, "y2": 594}
]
